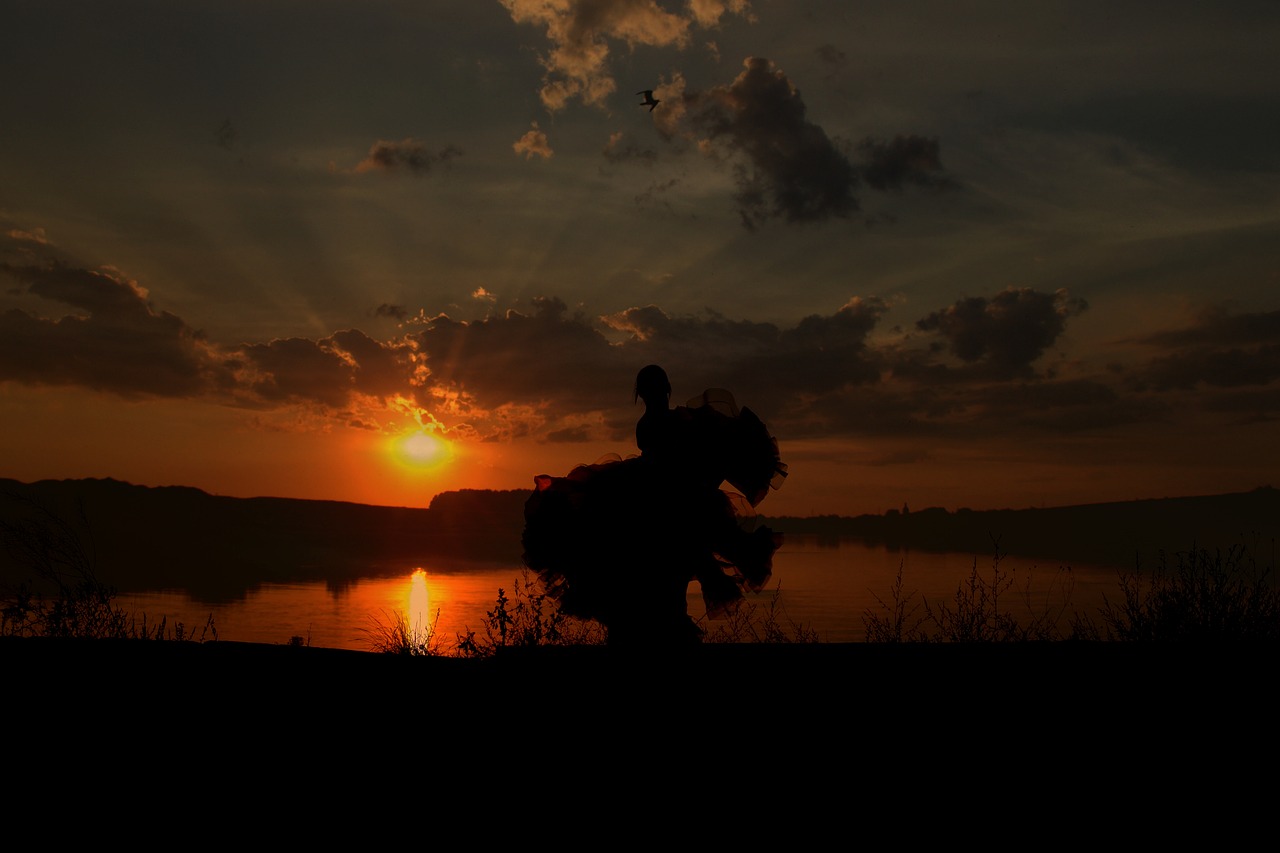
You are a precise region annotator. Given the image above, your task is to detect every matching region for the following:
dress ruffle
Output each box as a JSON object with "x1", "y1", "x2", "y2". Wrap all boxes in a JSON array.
[{"x1": 684, "y1": 389, "x2": 788, "y2": 507}]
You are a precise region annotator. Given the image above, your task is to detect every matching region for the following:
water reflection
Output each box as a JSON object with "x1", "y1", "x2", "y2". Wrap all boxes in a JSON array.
[
  {"x1": 114, "y1": 562, "x2": 528, "y2": 651},
  {"x1": 408, "y1": 569, "x2": 431, "y2": 646},
  {"x1": 112, "y1": 541, "x2": 1129, "y2": 651}
]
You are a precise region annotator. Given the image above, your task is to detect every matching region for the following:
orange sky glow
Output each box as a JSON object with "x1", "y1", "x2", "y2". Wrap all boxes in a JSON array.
[{"x1": 2, "y1": 2, "x2": 1278, "y2": 518}]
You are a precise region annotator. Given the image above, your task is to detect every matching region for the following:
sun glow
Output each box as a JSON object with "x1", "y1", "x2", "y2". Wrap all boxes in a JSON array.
[{"x1": 388, "y1": 428, "x2": 454, "y2": 472}]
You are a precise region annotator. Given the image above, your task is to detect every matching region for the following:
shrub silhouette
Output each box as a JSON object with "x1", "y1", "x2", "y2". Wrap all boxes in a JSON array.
[
  {"x1": 1097, "y1": 542, "x2": 1280, "y2": 641},
  {"x1": 0, "y1": 490, "x2": 214, "y2": 642},
  {"x1": 863, "y1": 538, "x2": 1278, "y2": 642}
]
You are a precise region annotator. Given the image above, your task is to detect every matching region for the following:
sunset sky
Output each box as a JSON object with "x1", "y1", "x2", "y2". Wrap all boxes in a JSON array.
[{"x1": 3, "y1": 1, "x2": 1278, "y2": 518}]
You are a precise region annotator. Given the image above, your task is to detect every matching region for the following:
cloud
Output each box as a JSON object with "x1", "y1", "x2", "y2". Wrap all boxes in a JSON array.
[
  {"x1": 411, "y1": 297, "x2": 623, "y2": 414},
  {"x1": 11, "y1": 225, "x2": 1270, "y2": 451},
  {"x1": 232, "y1": 330, "x2": 421, "y2": 411},
  {"x1": 1130, "y1": 306, "x2": 1280, "y2": 390},
  {"x1": 233, "y1": 336, "x2": 357, "y2": 408},
  {"x1": 915, "y1": 287, "x2": 1089, "y2": 378},
  {"x1": 513, "y1": 122, "x2": 554, "y2": 160},
  {"x1": 816, "y1": 43, "x2": 847, "y2": 77},
  {"x1": 602, "y1": 131, "x2": 657, "y2": 165},
  {"x1": 857, "y1": 135, "x2": 955, "y2": 191},
  {"x1": 375, "y1": 303, "x2": 408, "y2": 321},
  {"x1": 499, "y1": 7, "x2": 955, "y2": 228},
  {"x1": 354, "y1": 138, "x2": 462, "y2": 174},
  {"x1": 0, "y1": 228, "x2": 422, "y2": 414},
  {"x1": 687, "y1": 0, "x2": 752, "y2": 28},
  {"x1": 634, "y1": 58, "x2": 959, "y2": 228},
  {"x1": 679, "y1": 57, "x2": 860, "y2": 229},
  {"x1": 6, "y1": 227, "x2": 50, "y2": 245},
  {"x1": 500, "y1": 0, "x2": 751, "y2": 112},
  {"x1": 963, "y1": 379, "x2": 1163, "y2": 433},
  {"x1": 1143, "y1": 346, "x2": 1280, "y2": 391},
  {"x1": 1135, "y1": 304, "x2": 1280, "y2": 349},
  {"x1": 0, "y1": 227, "x2": 1111, "y2": 444},
  {"x1": 0, "y1": 260, "x2": 223, "y2": 398}
]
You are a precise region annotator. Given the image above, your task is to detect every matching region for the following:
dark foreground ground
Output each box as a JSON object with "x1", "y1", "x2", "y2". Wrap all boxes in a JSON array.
[
  {"x1": 7, "y1": 637, "x2": 1276, "y2": 800},
  {"x1": 8, "y1": 635, "x2": 1274, "y2": 714},
  {"x1": 8, "y1": 637, "x2": 1270, "y2": 838}
]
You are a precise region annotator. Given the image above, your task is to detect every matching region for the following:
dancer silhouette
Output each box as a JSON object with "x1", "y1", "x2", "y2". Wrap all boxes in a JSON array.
[{"x1": 522, "y1": 365, "x2": 787, "y2": 648}]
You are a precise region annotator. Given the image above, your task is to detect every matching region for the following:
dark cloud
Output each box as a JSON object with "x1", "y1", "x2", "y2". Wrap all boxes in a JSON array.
[
  {"x1": 234, "y1": 337, "x2": 356, "y2": 408},
  {"x1": 0, "y1": 261, "x2": 221, "y2": 397},
  {"x1": 1139, "y1": 345, "x2": 1280, "y2": 391},
  {"x1": 0, "y1": 231, "x2": 426, "y2": 411},
  {"x1": 1199, "y1": 386, "x2": 1280, "y2": 422},
  {"x1": 354, "y1": 139, "x2": 462, "y2": 174},
  {"x1": 391, "y1": 295, "x2": 897, "y2": 441},
  {"x1": 685, "y1": 57, "x2": 860, "y2": 229},
  {"x1": 7, "y1": 222, "x2": 1255, "y2": 448},
  {"x1": 0, "y1": 264, "x2": 904, "y2": 440},
  {"x1": 329, "y1": 329, "x2": 417, "y2": 398},
  {"x1": 857, "y1": 135, "x2": 955, "y2": 191},
  {"x1": 816, "y1": 43, "x2": 847, "y2": 72},
  {"x1": 784, "y1": 296, "x2": 885, "y2": 351},
  {"x1": 633, "y1": 177, "x2": 680, "y2": 210},
  {"x1": 233, "y1": 330, "x2": 418, "y2": 409},
  {"x1": 915, "y1": 287, "x2": 1089, "y2": 377},
  {"x1": 545, "y1": 424, "x2": 594, "y2": 442},
  {"x1": 664, "y1": 58, "x2": 954, "y2": 229},
  {"x1": 1129, "y1": 307, "x2": 1280, "y2": 391},
  {"x1": 1135, "y1": 305, "x2": 1280, "y2": 348},
  {"x1": 410, "y1": 297, "x2": 623, "y2": 413},
  {"x1": 767, "y1": 296, "x2": 889, "y2": 391},
  {"x1": 598, "y1": 296, "x2": 890, "y2": 418},
  {"x1": 375, "y1": 303, "x2": 408, "y2": 321},
  {"x1": 601, "y1": 302, "x2": 787, "y2": 380},
  {"x1": 967, "y1": 379, "x2": 1165, "y2": 432}
]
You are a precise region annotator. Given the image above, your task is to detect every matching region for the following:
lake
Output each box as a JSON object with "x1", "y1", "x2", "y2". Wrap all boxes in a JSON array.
[{"x1": 112, "y1": 536, "x2": 1131, "y2": 651}]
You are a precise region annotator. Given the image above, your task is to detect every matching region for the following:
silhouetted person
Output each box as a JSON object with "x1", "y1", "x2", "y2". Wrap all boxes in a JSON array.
[{"x1": 522, "y1": 365, "x2": 786, "y2": 648}]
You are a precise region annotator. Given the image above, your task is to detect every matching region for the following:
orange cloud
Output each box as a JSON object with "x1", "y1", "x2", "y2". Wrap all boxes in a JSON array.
[
  {"x1": 501, "y1": 0, "x2": 751, "y2": 112},
  {"x1": 513, "y1": 122, "x2": 554, "y2": 159}
]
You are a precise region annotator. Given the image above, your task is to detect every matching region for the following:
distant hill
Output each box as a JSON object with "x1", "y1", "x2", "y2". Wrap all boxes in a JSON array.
[
  {"x1": 760, "y1": 486, "x2": 1280, "y2": 567},
  {"x1": 2, "y1": 477, "x2": 1275, "y2": 601},
  {"x1": 0, "y1": 477, "x2": 529, "y2": 601}
]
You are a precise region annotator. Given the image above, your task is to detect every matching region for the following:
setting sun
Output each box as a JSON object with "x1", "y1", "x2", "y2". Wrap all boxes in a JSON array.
[{"x1": 388, "y1": 429, "x2": 454, "y2": 472}]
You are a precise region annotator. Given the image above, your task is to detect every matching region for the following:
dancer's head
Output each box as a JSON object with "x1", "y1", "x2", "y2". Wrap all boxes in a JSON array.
[{"x1": 634, "y1": 364, "x2": 671, "y2": 404}]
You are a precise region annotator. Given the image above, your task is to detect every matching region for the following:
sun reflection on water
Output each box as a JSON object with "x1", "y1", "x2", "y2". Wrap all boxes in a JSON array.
[{"x1": 408, "y1": 568, "x2": 432, "y2": 643}]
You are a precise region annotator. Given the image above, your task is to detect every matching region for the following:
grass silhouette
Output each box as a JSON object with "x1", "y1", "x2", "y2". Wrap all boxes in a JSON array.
[
  {"x1": 362, "y1": 568, "x2": 606, "y2": 656},
  {"x1": 863, "y1": 538, "x2": 1279, "y2": 642},
  {"x1": 0, "y1": 491, "x2": 216, "y2": 643},
  {"x1": 1093, "y1": 540, "x2": 1280, "y2": 641}
]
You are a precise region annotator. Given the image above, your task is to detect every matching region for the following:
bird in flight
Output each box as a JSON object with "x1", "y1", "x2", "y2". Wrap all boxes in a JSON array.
[{"x1": 636, "y1": 90, "x2": 660, "y2": 112}]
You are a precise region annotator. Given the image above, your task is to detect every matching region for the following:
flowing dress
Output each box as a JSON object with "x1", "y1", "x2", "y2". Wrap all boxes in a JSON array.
[{"x1": 521, "y1": 389, "x2": 788, "y2": 644}]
